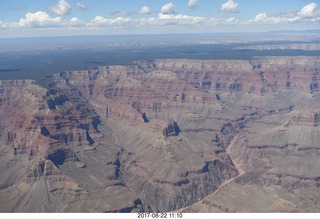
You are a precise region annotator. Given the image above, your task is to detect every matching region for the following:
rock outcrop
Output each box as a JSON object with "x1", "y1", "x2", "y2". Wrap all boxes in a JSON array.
[{"x1": 163, "y1": 122, "x2": 180, "y2": 137}]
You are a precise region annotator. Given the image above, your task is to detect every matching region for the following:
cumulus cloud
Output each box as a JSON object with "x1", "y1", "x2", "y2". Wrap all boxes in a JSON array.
[
  {"x1": 249, "y1": 2, "x2": 320, "y2": 24},
  {"x1": 91, "y1": 16, "x2": 132, "y2": 26},
  {"x1": 161, "y1": 2, "x2": 176, "y2": 15},
  {"x1": 77, "y1": 2, "x2": 88, "y2": 11},
  {"x1": 69, "y1": 17, "x2": 83, "y2": 27},
  {"x1": 3, "y1": 2, "x2": 319, "y2": 33},
  {"x1": 87, "y1": 12, "x2": 232, "y2": 28},
  {"x1": 251, "y1": 11, "x2": 299, "y2": 24},
  {"x1": 1, "y1": 10, "x2": 241, "y2": 30},
  {"x1": 19, "y1": 11, "x2": 62, "y2": 27},
  {"x1": 188, "y1": 0, "x2": 199, "y2": 9},
  {"x1": 220, "y1": 0, "x2": 239, "y2": 14},
  {"x1": 138, "y1": 13, "x2": 239, "y2": 28},
  {"x1": 298, "y1": 2, "x2": 319, "y2": 18},
  {"x1": 251, "y1": 12, "x2": 276, "y2": 24},
  {"x1": 49, "y1": 0, "x2": 72, "y2": 15},
  {"x1": 139, "y1": 6, "x2": 151, "y2": 14},
  {"x1": 225, "y1": 17, "x2": 239, "y2": 25},
  {"x1": 154, "y1": 13, "x2": 205, "y2": 26},
  {"x1": 71, "y1": 17, "x2": 81, "y2": 22}
]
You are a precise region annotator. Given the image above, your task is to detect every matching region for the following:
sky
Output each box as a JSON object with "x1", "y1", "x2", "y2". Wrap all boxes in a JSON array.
[{"x1": 0, "y1": 0, "x2": 319, "y2": 38}]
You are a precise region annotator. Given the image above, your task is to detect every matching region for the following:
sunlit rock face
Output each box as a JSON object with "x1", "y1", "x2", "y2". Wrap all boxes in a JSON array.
[{"x1": 1, "y1": 56, "x2": 320, "y2": 212}]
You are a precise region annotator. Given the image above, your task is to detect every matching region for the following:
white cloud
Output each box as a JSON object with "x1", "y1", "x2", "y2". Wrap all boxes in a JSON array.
[
  {"x1": 49, "y1": 0, "x2": 72, "y2": 16},
  {"x1": 69, "y1": 17, "x2": 83, "y2": 27},
  {"x1": 1, "y1": 2, "x2": 318, "y2": 35},
  {"x1": 71, "y1": 17, "x2": 81, "y2": 23},
  {"x1": 249, "y1": 2, "x2": 320, "y2": 24},
  {"x1": 0, "y1": 20, "x2": 17, "y2": 28},
  {"x1": 77, "y1": 2, "x2": 88, "y2": 11},
  {"x1": 161, "y1": 2, "x2": 176, "y2": 15},
  {"x1": 188, "y1": 0, "x2": 199, "y2": 9},
  {"x1": 139, "y1": 6, "x2": 151, "y2": 14},
  {"x1": 155, "y1": 13, "x2": 205, "y2": 25},
  {"x1": 19, "y1": 11, "x2": 62, "y2": 27},
  {"x1": 85, "y1": 12, "x2": 241, "y2": 29},
  {"x1": 91, "y1": 16, "x2": 132, "y2": 26},
  {"x1": 225, "y1": 17, "x2": 239, "y2": 25},
  {"x1": 138, "y1": 13, "x2": 239, "y2": 28},
  {"x1": 250, "y1": 12, "x2": 303, "y2": 24},
  {"x1": 251, "y1": 12, "x2": 277, "y2": 24},
  {"x1": 220, "y1": 0, "x2": 239, "y2": 14},
  {"x1": 298, "y1": 2, "x2": 319, "y2": 18}
]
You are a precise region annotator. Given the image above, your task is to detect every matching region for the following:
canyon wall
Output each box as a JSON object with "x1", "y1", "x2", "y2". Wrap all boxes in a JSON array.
[{"x1": 1, "y1": 56, "x2": 320, "y2": 212}]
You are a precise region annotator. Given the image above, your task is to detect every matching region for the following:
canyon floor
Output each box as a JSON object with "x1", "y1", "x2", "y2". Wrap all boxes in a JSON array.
[{"x1": 1, "y1": 56, "x2": 320, "y2": 212}]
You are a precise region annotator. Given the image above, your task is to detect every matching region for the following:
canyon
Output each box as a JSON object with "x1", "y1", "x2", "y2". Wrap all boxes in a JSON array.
[{"x1": 1, "y1": 56, "x2": 320, "y2": 212}]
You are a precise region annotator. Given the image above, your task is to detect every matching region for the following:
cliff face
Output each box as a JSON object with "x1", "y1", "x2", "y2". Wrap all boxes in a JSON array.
[
  {"x1": 0, "y1": 80, "x2": 142, "y2": 212},
  {"x1": 1, "y1": 56, "x2": 320, "y2": 212}
]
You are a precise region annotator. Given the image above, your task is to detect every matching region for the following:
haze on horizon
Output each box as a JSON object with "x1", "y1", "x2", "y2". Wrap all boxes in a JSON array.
[{"x1": 0, "y1": 0, "x2": 319, "y2": 38}]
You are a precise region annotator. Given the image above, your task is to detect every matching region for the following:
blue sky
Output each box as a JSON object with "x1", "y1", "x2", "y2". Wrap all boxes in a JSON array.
[{"x1": 0, "y1": 0, "x2": 319, "y2": 38}]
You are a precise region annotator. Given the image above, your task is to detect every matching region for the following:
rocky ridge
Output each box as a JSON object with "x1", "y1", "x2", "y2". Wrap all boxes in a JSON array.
[{"x1": 1, "y1": 56, "x2": 320, "y2": 212}]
